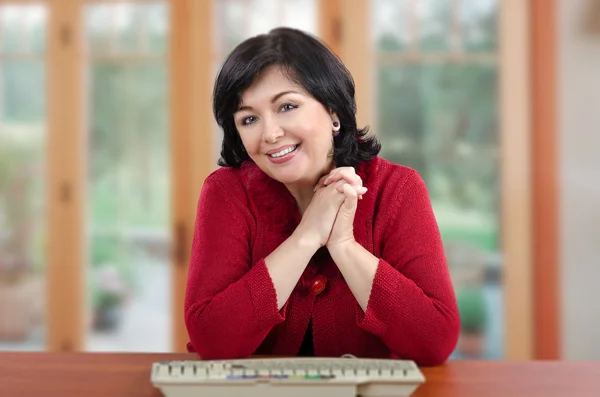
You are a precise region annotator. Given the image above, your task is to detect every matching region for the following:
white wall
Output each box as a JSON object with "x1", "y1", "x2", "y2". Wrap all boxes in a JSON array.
[{"x1": 558, "y1": 0, "x2": 600, "y2": 360}]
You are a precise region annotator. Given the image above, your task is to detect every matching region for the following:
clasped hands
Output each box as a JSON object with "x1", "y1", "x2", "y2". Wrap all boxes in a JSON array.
[{"x1": 296, "y1": 166, "x2": 367, "y2": 250}]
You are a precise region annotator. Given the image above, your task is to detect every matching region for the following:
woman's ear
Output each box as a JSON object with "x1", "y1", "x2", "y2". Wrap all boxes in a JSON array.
[{"x1": 330, "y1": 112, "x2": 340, "y2": 132}]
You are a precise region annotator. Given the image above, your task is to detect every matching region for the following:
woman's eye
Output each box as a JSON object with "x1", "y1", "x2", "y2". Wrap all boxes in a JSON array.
[
  {"x1": 280, "y1": 103, "x2": 297, "y2": 112},
  {"x1": 241, "y1": 116, "x2": 257, "y2": 125}
]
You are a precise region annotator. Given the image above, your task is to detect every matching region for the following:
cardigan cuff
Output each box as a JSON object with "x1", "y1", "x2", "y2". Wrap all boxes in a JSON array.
[
  {"x1": 245, "y1": 258, "x2": 287, "y2": 329},
  {"x1": 356, "y1": 258, "x2": 400, "y2": 337}
]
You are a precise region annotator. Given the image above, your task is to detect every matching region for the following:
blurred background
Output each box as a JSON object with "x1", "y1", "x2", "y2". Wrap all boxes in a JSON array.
[{"x1": 0, "y1": 0, "x2": 597, "y2": 361}]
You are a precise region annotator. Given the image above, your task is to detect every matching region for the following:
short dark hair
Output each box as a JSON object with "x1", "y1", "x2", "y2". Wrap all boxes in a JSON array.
[{"x1": 213, "y1": 27, "x2": 380, "y2": 168}]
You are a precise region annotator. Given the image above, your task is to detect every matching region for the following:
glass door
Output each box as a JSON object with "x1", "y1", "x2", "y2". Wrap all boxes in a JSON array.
[
  {"x1": 82, "y1": 1, "x2": 172, "y2": 352},
  {"x1": 0, "y1": 3, "x2": 48, "y2": 351},
  {"x1": 371, "y1": 0, "x2": 502, "y2": 359}
]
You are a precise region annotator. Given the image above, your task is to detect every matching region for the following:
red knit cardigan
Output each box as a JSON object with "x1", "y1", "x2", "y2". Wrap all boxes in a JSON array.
[{"x1": 184, "y1": 156, "x2": 460, "y2": 366}]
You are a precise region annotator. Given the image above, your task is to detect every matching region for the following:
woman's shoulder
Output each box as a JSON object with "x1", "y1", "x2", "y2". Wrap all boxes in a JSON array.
[
  {"x1": 201, "y1": 166, "x2": 239, "y2": 195},
  {"x1": 361, "y1": 157, "x2": 433, "y2": 231},
  {"x1": 359, "y1": 156, "x2": 424, "y2": 196},
  {"x1": 201, "y1": 161, "x2": 279, "y2": 210},
  {"x1": 203, "y1": 161, "x2": 263, "y2": 189}
]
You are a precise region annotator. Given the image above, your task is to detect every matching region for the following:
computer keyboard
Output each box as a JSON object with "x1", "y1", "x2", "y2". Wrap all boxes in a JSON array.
[{"x1": 151, "y1": 356, "x2": 425, "y2": 397}]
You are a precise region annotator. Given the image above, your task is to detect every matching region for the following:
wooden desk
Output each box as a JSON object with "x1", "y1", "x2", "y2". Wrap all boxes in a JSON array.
[{"x1": 1, "y1": 352, "x2": 599, "y2": 396}]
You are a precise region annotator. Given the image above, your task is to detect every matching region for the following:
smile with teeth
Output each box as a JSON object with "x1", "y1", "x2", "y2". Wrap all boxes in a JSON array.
[{"x1": 268, "y1": 145, "x2": 298, "y2": 158}]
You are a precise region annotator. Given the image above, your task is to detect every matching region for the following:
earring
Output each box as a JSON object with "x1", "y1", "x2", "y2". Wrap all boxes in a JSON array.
[{"x1": 333, "y1": 121, "x2": 340, "y2": 137}]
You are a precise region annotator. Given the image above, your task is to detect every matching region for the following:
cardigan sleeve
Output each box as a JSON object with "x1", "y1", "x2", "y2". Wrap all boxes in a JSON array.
[
  {"x1": 184, "y1": 173, "x2": 286, "y2": 359},
  {"x1": 356, "y1": 169, "x2": 460, "y2": 366}
]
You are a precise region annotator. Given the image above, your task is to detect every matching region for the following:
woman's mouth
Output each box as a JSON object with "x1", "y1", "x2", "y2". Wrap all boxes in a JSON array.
[{"x1": 267, "y1": 144, "x2": 300, "y2": 164}]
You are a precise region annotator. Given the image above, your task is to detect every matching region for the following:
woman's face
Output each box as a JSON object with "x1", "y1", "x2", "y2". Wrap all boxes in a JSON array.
[{"x1": 234, "y1": 66, "x2": 339, "y2": 187}]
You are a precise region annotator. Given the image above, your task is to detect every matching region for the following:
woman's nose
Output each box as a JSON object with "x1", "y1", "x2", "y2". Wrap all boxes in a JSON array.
[{"x1": 262, "y1": 118, "x2": 284, "y2": 143}]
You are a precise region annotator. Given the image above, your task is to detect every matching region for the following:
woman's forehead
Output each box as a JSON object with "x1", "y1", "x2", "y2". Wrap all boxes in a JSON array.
[{"x1": 240, "y1": 66, "x2": 306, "y2": 104}]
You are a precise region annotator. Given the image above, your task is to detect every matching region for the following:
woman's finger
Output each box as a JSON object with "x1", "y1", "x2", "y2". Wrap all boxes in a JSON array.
[
  {"x1": 324, "y1": 170, "x2": 361, "y2": 187},
  {"x1": 335, "y1": 183, "x2": 366, "y2": 193},
  {"x1": 313, "y1": 174, "x2": 329, "y2": 191},
  {"x1": 335, "y1": 183, "x2": 367, "y2": 200},
  {"x1": 340, "y1": 183, "x2": 359, "y2": 214}
]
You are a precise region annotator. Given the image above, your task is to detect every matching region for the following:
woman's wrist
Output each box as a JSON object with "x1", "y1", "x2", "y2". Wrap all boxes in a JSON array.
[
  {"x1": 327, "y1": 238, "x2": 358, "y2": 260},
  {"x1": 291, "y1": 226, "x2": 322, "y2": 254}
]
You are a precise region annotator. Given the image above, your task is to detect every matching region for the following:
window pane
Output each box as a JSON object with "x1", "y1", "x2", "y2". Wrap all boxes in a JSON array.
[
  {"x1": 214, "y1": 0, "x2": 317, "y2": 57},
  {"x1": 418, "y1": 0, "x2": 452, "y2": 52},
  {"x1": 373, "y1": 0, "x2": 502, "y2": 360},
  {"x1": 373, "y1": 0, "x2": 410, "y2": 52},
  {"x1": 84, "y1": 2, "x2": 171, "y2": 352},
  {"x1": 85, "y1": 4, "x2": 113, "y2": 54},
  {"x1": 85, "y1": 3, "x2": 168, "y2": 55},
  {"x1": 0, "y1": 4, "x2": 47, "y2": 351},
  {"x1": 461, "y1": 0, "x2": 497, "y2": 52}
]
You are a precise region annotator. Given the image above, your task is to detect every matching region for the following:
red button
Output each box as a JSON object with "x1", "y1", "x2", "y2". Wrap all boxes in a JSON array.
[{"x1": 311, "y1": 275, "x2": 327, "y2": 296}]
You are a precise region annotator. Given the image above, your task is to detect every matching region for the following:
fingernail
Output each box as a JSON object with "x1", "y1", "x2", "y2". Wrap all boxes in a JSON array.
[{"x1": 324, "y1": 177, "x2": 330, "y2": 185}]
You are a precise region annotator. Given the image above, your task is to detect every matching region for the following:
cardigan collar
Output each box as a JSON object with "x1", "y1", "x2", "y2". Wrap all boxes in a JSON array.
[{"x1": 238, "y1": 158, "x2": 379, "y2": 233}]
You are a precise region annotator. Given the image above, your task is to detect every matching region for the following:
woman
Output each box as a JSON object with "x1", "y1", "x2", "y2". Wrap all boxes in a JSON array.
[{"x1": 184, "y1": 27, "x2": 460, "y2": 366}]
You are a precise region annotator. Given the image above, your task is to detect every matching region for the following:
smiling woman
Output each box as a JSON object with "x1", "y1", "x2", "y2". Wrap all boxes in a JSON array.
[{"x1": 184, "y1": 27, "x2": 460, "y2": 366}]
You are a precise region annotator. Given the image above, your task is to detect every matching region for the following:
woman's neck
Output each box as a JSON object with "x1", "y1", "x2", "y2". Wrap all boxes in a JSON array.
[
  {"x1": 286, "y1": 162, "x2": 334, "y2": 215},
  {"x1": 288, "y1": 184, "x2": 316, "y2": 215}
]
